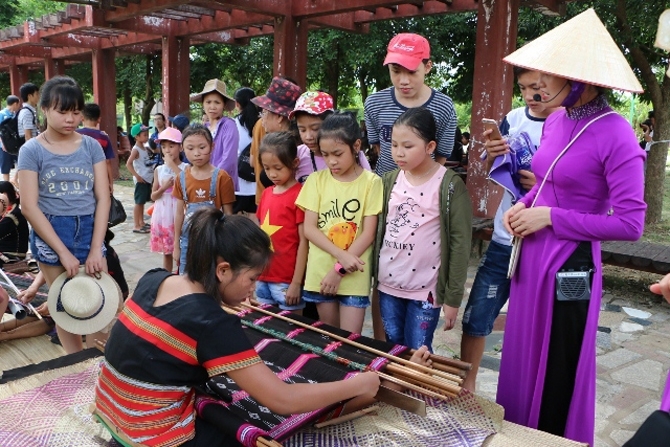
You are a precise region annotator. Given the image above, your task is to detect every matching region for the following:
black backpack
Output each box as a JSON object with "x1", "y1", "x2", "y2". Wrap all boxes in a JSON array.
[
  {"x1": 237, "y1": 142, "x2": 255, "y2": 182},
  {"x1": 0, "y1": 107, "x2": 35, "y2": 155}
]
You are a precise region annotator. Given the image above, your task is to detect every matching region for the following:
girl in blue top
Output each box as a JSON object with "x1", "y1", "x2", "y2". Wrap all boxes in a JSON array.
[{"x1": 18, "y1": 76, "x2": 110, "y2": 354}]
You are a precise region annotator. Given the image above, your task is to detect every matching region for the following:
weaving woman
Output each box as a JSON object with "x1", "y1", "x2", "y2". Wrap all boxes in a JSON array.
[
  {"x1": 94, "y1": 208, "x2": 383, "y2": 447},
  {"x1": 497, "y1": 9, "x2": 646, "y2": 445}
]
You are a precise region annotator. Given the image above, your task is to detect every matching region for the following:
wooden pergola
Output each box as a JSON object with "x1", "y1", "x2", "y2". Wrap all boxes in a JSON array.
[{"x1": 0, "y1": 0, "x2": 569, "y2": 217}]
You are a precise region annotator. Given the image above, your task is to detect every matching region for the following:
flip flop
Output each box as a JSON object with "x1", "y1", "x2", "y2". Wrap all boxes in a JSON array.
[
  {"x1": 133, "y1": 228, "x2": 149, "y2": 234},
  {"x1": 142, "y1": 223, "x2": 151, "y2": 229}
]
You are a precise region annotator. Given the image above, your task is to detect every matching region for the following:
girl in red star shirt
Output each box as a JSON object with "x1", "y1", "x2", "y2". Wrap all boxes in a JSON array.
[{"x1": 255, "y1": 132, "x2": 307, "y2": 314}]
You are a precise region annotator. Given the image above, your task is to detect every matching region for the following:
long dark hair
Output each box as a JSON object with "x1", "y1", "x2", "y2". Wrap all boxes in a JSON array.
[
  {"x1": 317, "y1": 112, "x2": 362, "y2": 164},
  {"x1": 259, "y1": 132, "x2": 298, "y2": 174},
  {"x1": 185, "y1": 208, "x2": 271, "y2": 302},
  {"x1": 235, "y1": 87, "x2": 258, "y2": 138}
]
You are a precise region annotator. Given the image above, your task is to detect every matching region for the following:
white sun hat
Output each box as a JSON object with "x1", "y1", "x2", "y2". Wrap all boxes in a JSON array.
[
  {"x1": 47, "y1": 269, "x2": 122, "y2": 335},
  {"x1": 503, "y1": 8, "x2": 643, "y2": 93}
]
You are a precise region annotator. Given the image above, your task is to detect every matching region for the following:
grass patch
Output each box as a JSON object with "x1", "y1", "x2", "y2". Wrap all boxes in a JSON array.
[{"x1": 641, "y1": 172, "x2": 670, "y2": 243}]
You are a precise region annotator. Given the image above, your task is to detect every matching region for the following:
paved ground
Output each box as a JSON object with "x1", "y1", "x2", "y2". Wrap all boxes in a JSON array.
[{"x1": 8, "y1": 183, "x2": 669, "y2": 446}]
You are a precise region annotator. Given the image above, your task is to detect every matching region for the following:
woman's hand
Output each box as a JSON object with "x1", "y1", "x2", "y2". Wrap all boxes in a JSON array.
[
  {"x1": 320, "y1": 269, "x2": 342, "y2": 296},
  {"x1": 354, "y1": 371, "x2": 381, "y2": 398},
  {"x1": 507, "y1": 206, "x2": 552, "y2": 237},
  {"x1": 442, "y1": 305, "x2": 458, "y2": 331},
  {"x1": 650, "y1": 274, "x2": 670, "y2": 303},
  {"x1": 59, "y1": 251, "x2": 80, "y2": 278},
  {"x1": 285, "y1": 282, "x2": 302, "y2": 306},
  {"x1": 503, "y1": 202, "x2": 526, "y2": 236},
  {"x1": 337, "y1": 251, "x2": 365, "y2": 273}
]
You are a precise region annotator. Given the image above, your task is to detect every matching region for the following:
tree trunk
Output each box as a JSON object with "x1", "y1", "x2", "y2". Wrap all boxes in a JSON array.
[
  {"x1": 358, "y1": 69, "x2": 369, "y2": 103},
  {"x1": 123, "y1": 86, "x2": 132, "y2": 133},
  {"x1": 141, "y1": 54, "x2": 157, "y2": 125},
  {"x1": 644, "y1": 107, "x2": 669, "y2": 224},
  {"x1": 325, "y1": 45, "x2": 341, "y2": 109}
]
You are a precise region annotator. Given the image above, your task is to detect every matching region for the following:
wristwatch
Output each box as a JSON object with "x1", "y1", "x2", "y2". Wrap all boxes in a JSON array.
[{"x1": 334, "y1": 262, "x2": 347, "y2": 276}]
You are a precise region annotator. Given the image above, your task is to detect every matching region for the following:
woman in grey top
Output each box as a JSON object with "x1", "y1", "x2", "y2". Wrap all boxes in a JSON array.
[{"x1": 17, "y1": 76, "x2": 110, "y2": 354}]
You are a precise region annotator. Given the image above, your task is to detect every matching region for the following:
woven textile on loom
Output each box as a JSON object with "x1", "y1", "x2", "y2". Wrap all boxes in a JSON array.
[{"x1": 198, "y1": 305, "x2": 411, "y2": 445}]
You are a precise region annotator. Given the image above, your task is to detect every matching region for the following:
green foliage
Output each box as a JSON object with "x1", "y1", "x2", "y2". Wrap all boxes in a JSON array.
[
  {"x1": 5, "y1": 0, "x2": 61, "y2": 25},
  {"x1": 0, "y1": 1, "x2": 18, "y2": 28}
]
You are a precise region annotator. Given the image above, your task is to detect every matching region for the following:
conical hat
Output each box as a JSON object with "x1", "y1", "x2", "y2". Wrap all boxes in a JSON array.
[{"x1": 503, "y1": 8, "x2": 643, "y2": 93}]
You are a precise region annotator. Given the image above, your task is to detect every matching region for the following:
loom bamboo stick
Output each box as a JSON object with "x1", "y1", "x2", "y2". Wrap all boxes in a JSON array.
[
  {"x1": 313, "y1": 405, "x2": 379, "y2": 428},
  {"x1": 388, "y1": 369, "x2": 458, "y2": 399},
  {"x1": 257, "y1": 437, "x2": 282, "y2": 447},
  {"x1": 400, "y1": 352, "x2": 466, "y2": 377},
  {"x1": 376, "y1": 371, "x2": 450, "y2": 401},
  {"x1": 238, "y1": 303, "x2": 462, "y2": 383},
  {"x1": 408, "y1": 349, "x2": 472, "y2": 371},
  {"x1": 385, "y1": 363, "x2": 461, "y2": 396},
  {"x1": 226, "y1": 304, "x2": 452, "y2": 402}
]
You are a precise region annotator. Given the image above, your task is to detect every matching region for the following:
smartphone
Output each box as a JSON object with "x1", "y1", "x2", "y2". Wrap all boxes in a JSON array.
[{"x1": 482, "y1": 118, "x2": 503, "y2": 141}]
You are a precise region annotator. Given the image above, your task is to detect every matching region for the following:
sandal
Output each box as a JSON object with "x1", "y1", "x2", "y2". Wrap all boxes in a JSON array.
[
  {"x1": 142, "y1": 223, "x2": 151, "y2": 230},
  {"x1": 132, "y1": 228, "x2": 149, "y2": 234}
]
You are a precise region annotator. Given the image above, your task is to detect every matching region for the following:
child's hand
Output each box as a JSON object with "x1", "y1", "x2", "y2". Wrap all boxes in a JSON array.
[
  {"x1": 162, "y1": 177, "x2": 174, "y2": 191},
  {"x1": 338, "y1": 252, "x2": 365, "y2": 273},
  {"x1": 85, "y1": 251, "x2": 105, "y2": 276},
  {"x1": 59, "y1": 251, "x2": 80, "y2": 278},
  {"x1": 320, "y1": 270, "x2": 342, "y2": 296},
  {"x1": 173, "y1": 246, "x2": 181, "y2": 269},
  {"x1": 442, "y1": 304, "x2": 459, "y2": 331},
  {"x1": 285, "y1": 283, "x2": 302, "y2": 306},
  {"x1": 17, "y1": 285, "x2": 38, "y2": 304},
  {"x1": 135, "y1": 175, "x2": 146, "y2": 184},
  {"x1": 409, "y1": 345, "x2": 433, "y2": 367}
]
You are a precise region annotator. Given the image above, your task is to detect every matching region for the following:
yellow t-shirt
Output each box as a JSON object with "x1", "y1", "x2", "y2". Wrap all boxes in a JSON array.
[{"x1": 296, "y1": 169, "x2": 383, "y2": 296}]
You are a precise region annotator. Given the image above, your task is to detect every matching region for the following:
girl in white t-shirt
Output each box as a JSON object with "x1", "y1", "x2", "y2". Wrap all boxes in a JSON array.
[{"x1": 373, "y1": 108, "x2": 471, "y2": 351}]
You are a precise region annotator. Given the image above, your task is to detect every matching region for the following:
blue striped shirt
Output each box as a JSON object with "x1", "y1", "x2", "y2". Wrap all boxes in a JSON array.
[{"x1": 364, "y1": 87, "x2": 457, "y2": 175}]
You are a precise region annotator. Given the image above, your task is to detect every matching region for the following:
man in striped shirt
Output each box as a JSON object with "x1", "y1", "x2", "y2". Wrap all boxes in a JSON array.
[{"x1": 364, "y1": 33, "x2": 457, "y2": 176}]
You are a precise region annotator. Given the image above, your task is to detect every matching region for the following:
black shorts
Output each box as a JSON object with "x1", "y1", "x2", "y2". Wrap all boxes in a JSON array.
[
  {"x1": 134, "y1": 182, "x2": 152, "y2": 205},
  {"x1": 233, "y1": 195, "x2": 256, "y2": 214}
]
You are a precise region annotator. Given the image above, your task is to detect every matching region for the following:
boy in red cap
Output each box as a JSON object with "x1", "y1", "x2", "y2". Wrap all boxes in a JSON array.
[
  {"x1": 364, "y1": 33, "x2": 457, "y2": 176},
  {"x1": 364, "y1": 33, "x2": 459, "y2": 339}
]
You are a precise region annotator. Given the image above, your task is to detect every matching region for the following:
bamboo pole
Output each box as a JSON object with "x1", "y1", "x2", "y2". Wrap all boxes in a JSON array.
[
  {"x1": 238, "y1": 303, "x2": 463, "y2": 383},
  {"x1": 408, "y1": 349, "x2": 472, "y2": 371},
  {"x1": 313, "y1": 405, "x2": 379, "y2": 428},
  {"x1": 385, "y1": 363, "x2": 461, "y2": 396},
  {"x1": 401, "y1": 352, "x2": 466, "y2": 377},
  {"x1": 257, "y1": 437, "x2": 282, "y2": 447}
]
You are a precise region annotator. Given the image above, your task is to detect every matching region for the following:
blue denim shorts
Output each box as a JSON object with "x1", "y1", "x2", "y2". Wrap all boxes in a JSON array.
[
  {"x1": 30, "y1": 214, "x2": 106, "y2": 266},
  {"x1": 462, "y1": 240, "x2": 512, "y2": 337},
  {"x1": 178, "y1": 233, "x2": 188, "y2": 275},
  {"x1": 379, "y1": 290, "x2": 441, "y2": 351},
  {"x1": 302, "y1": 290, "x2": 370, "y2": 308},
  {"x1": 255, "y1": 281, "x2": 305, "y2": 311}
]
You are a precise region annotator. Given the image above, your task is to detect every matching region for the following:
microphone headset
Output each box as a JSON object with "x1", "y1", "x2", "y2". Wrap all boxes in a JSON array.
[{"x1": 532, "y1": 81, "x2": 570, "y2": 103}]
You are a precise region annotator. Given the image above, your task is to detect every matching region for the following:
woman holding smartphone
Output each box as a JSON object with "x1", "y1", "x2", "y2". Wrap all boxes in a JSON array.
[{"x1": 496, "y1": 9, "x2": 646, "y2": 446}]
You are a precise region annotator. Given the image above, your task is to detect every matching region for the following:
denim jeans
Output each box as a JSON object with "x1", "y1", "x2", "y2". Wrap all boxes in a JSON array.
[
  {"x1": 378, "y1": 290, "x2": 441, "y2": 351},
  {"x1": 461, "y1": 240, "x2": 512, "y2": 337},
  {"x1": 255, "y1": 281, "x2": 305, "y2": 311},
  {"x1": 302, "y1": 290, "x2": 370, "y2": 308}
]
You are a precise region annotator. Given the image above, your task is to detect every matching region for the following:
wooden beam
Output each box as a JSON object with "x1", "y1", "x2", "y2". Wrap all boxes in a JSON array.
[
  {"x1": 104, "y1": 0, "x2": 191, "y2": 22},
  {"x1": 307, "y1": 12, "x2": 368, "y2": 33},
  {"x1": 209, "y1": 0, "x2": 289, "y2": 17}
]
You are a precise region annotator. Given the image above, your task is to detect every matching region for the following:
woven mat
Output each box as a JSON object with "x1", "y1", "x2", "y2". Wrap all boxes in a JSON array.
[
  {"x1": 0, "y1": 337, "x2": 66, "y2": 373},
  {"x1": 0, "y1": 357, "x2": 111, "y2": 447},
  {"x1": 284, "y1": 390, "x2": 503, "y2": 447}
]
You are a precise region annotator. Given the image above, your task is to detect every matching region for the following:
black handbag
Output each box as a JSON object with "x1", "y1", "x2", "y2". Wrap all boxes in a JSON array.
[
  {"x1": 109, "y1": 195, "x2": 127, "y2": 228},
  {"x1": 237, "y1": 143, "x2": 255, "y2": 182}
]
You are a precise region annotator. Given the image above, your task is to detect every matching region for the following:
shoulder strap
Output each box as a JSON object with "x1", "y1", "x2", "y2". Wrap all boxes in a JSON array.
[
  {"x1": 209, "y1": 167, "x2": 219, "y2": 198},
  {"x1": 22, "y1": 106, "x2": 36, "y2": 125},
  {"x1": 529, "y1": 111, "x2": 616, "y2": 208},
  {"x1": 180, "y1": 167, "x2": 188, "y2": 204}
]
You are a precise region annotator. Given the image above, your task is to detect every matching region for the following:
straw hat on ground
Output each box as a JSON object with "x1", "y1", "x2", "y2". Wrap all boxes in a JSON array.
[
  {"x1": 190, "y1": 79, "x2": 236, "y2": 111},
  {"x1": 503, "y1": 8, "x2": 643, "y2": 93},
  {"x1": 47, "y1": 269, "x2": 122, "y2": 335}
]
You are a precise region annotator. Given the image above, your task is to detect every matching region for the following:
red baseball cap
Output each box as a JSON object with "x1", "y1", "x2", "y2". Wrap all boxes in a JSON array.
[{"x1": 383, "y1": 33, "x2": 431, "y2": 70}]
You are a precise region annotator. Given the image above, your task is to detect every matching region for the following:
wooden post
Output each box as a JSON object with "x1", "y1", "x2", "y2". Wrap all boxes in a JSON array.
[
  {"x1": 44, "y1": 57, "x2": 65, "y2": 80},
  {"x1": 161, "y1": 35, "x2": 190, "y2": 119},
  {"x1": 466, "y1": 0, "x2": 520, "y2": 218},
  {"x1": 9, "y1": 64, "x2": 28, "y2": 97},
  {"x1": 273, "y1": 2, "x2": 308, "y2": 89},
  {"x1": 92, "y1": 48, "x2": 119, "y2": 179}
]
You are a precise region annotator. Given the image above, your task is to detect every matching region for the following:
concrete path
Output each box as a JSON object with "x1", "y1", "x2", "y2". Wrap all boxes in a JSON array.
[{"x1": 89, "y1": 184, "x2": 670, "y2": 446}]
